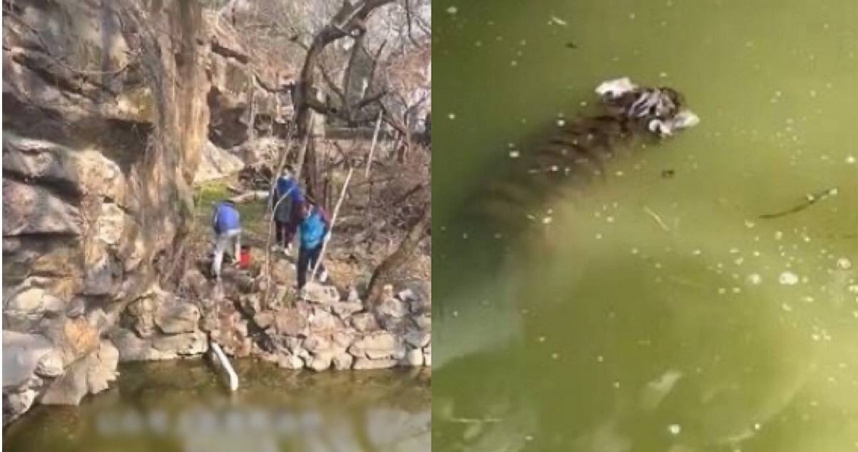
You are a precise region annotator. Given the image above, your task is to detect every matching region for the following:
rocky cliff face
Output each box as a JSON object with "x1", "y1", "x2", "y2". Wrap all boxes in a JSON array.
[{"x1": 2, "y1": 0, "x2": 209, "y2": 424}]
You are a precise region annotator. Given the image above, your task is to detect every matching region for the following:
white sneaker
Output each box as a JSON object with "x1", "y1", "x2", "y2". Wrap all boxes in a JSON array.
[
  {"x1": 319, "y1": 270, "x2": 329, "y2": 283},
  {"x1": 284, "y1": 244, "x2": 293, "y2": 256}
]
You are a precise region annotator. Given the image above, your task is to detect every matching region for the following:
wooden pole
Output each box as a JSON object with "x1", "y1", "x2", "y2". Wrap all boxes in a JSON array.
[
  {"x1": 309, "y1": 167, "x2": 354, "y2": 284},
  {"x1": 365, "y1": 110, "x2": 383, "y2": 178}
]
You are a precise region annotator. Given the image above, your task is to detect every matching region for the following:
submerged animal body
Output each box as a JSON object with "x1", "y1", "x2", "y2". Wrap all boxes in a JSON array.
[{"x1": 472, "y1": 78, "x2": 699, "y2": 236}]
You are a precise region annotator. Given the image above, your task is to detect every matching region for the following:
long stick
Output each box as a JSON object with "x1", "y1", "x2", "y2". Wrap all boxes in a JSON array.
[
  {"x1": 309, "y1": 167, "x2": 354, "y2": 284},
  {"x1": 365, "y1": 110, "x2": 383, "y2": 178},
  {"x1": 210, "y1": 341, "x2": 239, "y2": 391}
]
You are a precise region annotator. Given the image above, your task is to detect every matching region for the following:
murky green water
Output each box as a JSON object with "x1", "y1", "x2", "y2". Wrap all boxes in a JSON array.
[
  {"x1": 3, "y1": 360, "x2": 430, "y2": 452},
  {"x1": 433, "y1": 1, "x2": 858, "y2": 450}
]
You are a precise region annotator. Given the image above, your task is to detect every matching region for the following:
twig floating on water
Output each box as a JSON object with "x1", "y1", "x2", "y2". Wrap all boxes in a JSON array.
[
  {"x1": 759, "y1": 187, "x2": 838, "y2": 220},
  {"x1": 644, "y1": 205, "x2": 671, "y2": 232}
]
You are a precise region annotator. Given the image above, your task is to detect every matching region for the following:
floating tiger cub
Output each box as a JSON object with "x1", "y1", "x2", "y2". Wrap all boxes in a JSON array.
[{"x1": 473, "y1": 77, "x2": 700, "y2": 235}]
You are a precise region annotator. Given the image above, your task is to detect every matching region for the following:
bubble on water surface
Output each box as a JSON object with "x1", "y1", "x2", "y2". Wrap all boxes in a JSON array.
[{"x1": 779, "y1": 272, "x2": 799, "y2": 285}]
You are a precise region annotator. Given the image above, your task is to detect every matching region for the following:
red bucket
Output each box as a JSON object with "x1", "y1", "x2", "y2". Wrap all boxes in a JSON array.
[{"x1": 239, "y1": 246, "x2": 251, "y2": 269}]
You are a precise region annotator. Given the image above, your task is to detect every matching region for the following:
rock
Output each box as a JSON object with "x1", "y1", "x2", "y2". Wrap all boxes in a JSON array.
[
  {"x1": 152, "y1": 331, "x2": 208, "y2": 356},
  {"x1": 127, "y1": 296, "x2": 156, "y2": 338},
  {"x1": 331, "y1": 301, "x2": 363, "y2": 319},
  {"x1": 66, "y1": 297, "x2": 86, "y2": 318},
  {"x1": 332, "y1": 353, "x2": 354, "y2": 370},
  {"x1": 2, "y1": 331, "x2": 53, "y2": 388},
  {"x1": 351, "y1": 313, "x2": 378, "y2": 332},
  {"x1": 303, "y1": 334, "x2": 331, "y2": 354},
  {"x1": 3, "y1": 179, "x2": 81, "y2": 237},
  {"x1": 253, "y1": 312, "x2": 274, "y2": 330},
  {"x1": 41, "y1": 341, "x2": 118, "y2": 406},
  {"x1": 424, "y1": 345, "x2": 432, "y2": 367},
  {"x1": 348, "y1": 332, "x2": 405, "y2": 360},
  {"x1": 277, "y1": 354, "x2": 304, "y2": 370},
  {"x1": 332, "y1": 332, "x2": 354, "y2": 349},
  {"x1": 154, "y1": 299, "x2": 200, "y2": 334},
  {"x1": 352, "y1": 358, "x2": 397, "y2": 370},
  {"x1": 412, "y1": 315, "x2": 431, "y2": 331},
  {"x1": 376, "y1": 297, "x2": 407, "y2": 319},
  {"x1": 347, "y1": 288, "x2": 361, "y2": 303},
  {"x1": 397, "y1": 288, "x2": 417, "y2": 302},
  {"x1": 307, "y1": 352, "x2": 332, "y2": 372},
  {"x1": 271, "y1": 259, "x2": 293, "y2": 286},
  {"x1": 404, "y1": 348, "x2": 424, "y2": 367},
  {"x1": 275, "y1": 309, "x2": 308, "y2": 336},
  {"x1": 58, "y1": 317, "x2": 101, "y2": 361},
  {"x1": 3, "y1": 389, "x2": 37, "y2": 424},
  {"x1": 111, "y1": 328, "x2": 166, "y2": 361},
  {"x1": 34, "y1": 350, "x2": 64, "y2": 378},
  {"x1": 404, "y1": 330, "x2": 431, "y2": 349},
  {"x1": 309, "y1": 308, "x2": 341, "y2": 332},
  {"x1": 301, "y1": 282, "x2": 340, "y2": 305},
  {"x1": 193, "y1": 140, "x2": 245, "y2": 184}
]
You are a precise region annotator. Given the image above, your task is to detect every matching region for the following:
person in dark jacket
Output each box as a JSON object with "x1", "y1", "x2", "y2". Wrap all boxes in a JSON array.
[
  {"x1": 296, "y1": 201, "x2": 331, "y2": 290},
  {"x1": 270, "y1": 169, "x2": 304, "y2": 256},
  {"x1": 211, "y1": 200, "x2": 241, "y2": 280}
]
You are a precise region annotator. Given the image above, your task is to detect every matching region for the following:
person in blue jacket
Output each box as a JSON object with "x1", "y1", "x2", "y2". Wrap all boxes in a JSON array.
[
  {"x1": 297, "y1": 201, "x2": 331, "y2": 289},
  {"x1": 211, "y1": 200, "x2": 241, "y2": 280},
  {"x1": 270, "y1": 169, "x2": 304, "y2": 256}
]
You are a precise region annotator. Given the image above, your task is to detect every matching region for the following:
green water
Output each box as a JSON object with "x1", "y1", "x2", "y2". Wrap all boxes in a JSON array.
[
  {"x1": 433, "y1": 1, "x2": 858, "y2": 451},
  {"x1": 3, "y1": 360, "x2": 430, "y2": 452}
]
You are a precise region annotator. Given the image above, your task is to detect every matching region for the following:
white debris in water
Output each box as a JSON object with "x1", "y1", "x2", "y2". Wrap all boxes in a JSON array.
[
  {"x1": 613, "y1": 381, "x2": 621, "y2": 389},
  {"x1": 556, "y1": 119, "x2": 566, "y2": 127},
  {"x1": 493, "y1": 232, "x2": 503, "y2": 239},
  {"x1": 629, "y1": 12, "x2": 636, "y2": 20},
  {"x1": 775, "y1": 231, "x2": 784, "y2": 241},
  {"x1": 606, "y1": 216, "x2": 615, "y2": 223},
  {"x1": 595, "y1": 233, "x2": 603, "y2": 240},
  {"x1": 846, "y1": 155, "x2": 856, "y2": 164},
  {"x1": 668, "y1": 424, "x2": 682, "y2": 436},
  {"x1": 510, "y1": 60, "x2": 518, "y2": 67},
  {"x1": 446, "y1": 6, "x2": 458, "y2": 15},
  {"x1": 837, "y1": 258, "x2": 852, "y2": 270},
  {"x1": 781, "y1": 303, "x2": 793, "y2": 312},
  {"x1": 596, "y1": 355, "x2": 604, "y2": 363},
  {"x1": 462, "y1": 233, "x2": 469, "y2": 240},
  {"x1": 746, "y1": 273, "x2": 762, "y2": 285},
  {"x1": 509, "y1": 150, "x2": 520, "y2": 158},
  {"x1": 551, "y1": 352, "x2": 560, "y2": 360},
  {"x1": 475, "y1": 40, "x2": 483, "y2": 47},
  {"x1": 447, "y1": 113, "x2": 456, "y2": 120},
  {"x1": 734, "y1": 257, "x2": 744, "y2": 265},
  {"x1": 848, "y1": 284, "x2": 858, "y2": 294},
  {"x1": 659, "y1": 72, "x2": 668, "y2": 78},
  {"x1": 549, "y1": 15, "x2": 568, "y2": 26},
  {"x1": 537, "y1": 336, "x2": 547, "y2": 343},
  {"x1": 718, "y1": 288, "x2": 727, "y2": 295},
  {"x1": 732, "y1": 287, "x2": 741, "y2": 294},
  {"x1": 542, "y1": 216, "x2": 552, "y2": 225},
  {"x1": 779, "y1": 271, "x2": 799, "y2": 285},
  {"x1": 631, "y1": 248, "x2": 640, "y2": 255},
  {"x1": 692, "y1": 249, "x2": 702, "y2": 256}
]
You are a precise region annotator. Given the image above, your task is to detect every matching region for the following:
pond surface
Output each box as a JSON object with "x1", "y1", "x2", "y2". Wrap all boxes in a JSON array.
[
  {"x1": 3, "y1": 360, "x2": 430, "y2": 452},
  {"x1": 433, "y1": 0, "x2": 858, "y2": 451}
]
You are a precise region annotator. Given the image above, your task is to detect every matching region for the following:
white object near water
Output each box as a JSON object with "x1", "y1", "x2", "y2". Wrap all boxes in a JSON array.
[{"x1": 210, "y1": 341, "x2": 239, "y2": 391}]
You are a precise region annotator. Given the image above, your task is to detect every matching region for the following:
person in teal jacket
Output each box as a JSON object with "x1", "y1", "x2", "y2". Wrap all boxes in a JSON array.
[{"x1": 297, "y1": 201, "x2": 331, "y2": 289}]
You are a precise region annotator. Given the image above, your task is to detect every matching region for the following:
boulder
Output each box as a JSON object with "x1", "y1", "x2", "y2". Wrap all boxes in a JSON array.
[
  {"x1": 277, "y1": 354, "x2": 304, "y2": 370},
  {"x1": 403, "y1": 348, "x2": 424, "y2": 367},
  {"x1": 41, "y1": 341, "x2": 118, "y2": 406},
  {"x1": 275, "y1": 309, "x2": 308, "y2": 336},
  {"x1": 332, "y1": 353, "x2": 354, "y2": 370},
  {"x1": 352, "y1": 358, "x2": 397, "y2": 370},
  {"x1": 2, "y1": 331, "x2": 53, "y2": 389},
  {"x1": 350, "y1": 313, "x2": 379, "y2": 332},
  {"x1": 404, "y1": 330, "x2": 431, "y2": 349},
  {"x1": 348, "y1": 332, "x2": 405, "y2": 361},
  {"x1": 375, "y1": 297, "x2": 407, "y2": 319},
  {"x1": 331, "y1": 301, "x2": 363, "y2": 319},
  {"x1": 34, "y1": 350, "x2": 64, "y2": 378},
  {"x1": 301, "y1": 282, "x2": 340, "y2": 305},
  {"x1": 154, "y1": 299, "x2": 201, "y2": 334},
  {"x1": 152, "y1": 331, "x2": 208, "y2": 356}
]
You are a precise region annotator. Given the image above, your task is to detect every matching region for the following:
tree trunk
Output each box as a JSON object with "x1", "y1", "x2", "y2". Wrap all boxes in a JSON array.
[{"x1": 366, "y1": 201, "x2": 430, "y2": 304}]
